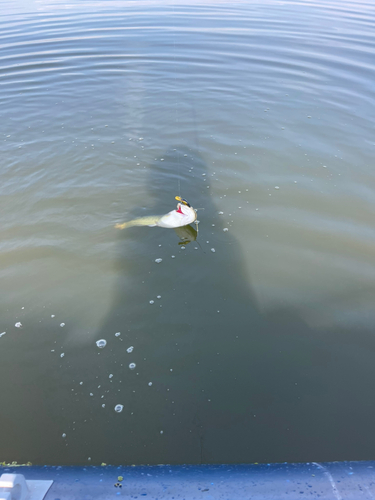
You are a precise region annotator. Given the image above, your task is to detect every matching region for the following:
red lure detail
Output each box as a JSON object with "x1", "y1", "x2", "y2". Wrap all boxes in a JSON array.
[{"x1": 176, "y1": 205, "x2": 184, "y2": 214}]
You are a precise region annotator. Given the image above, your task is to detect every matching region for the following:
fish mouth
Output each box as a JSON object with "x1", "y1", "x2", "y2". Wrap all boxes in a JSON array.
[{"x1": 175, "y1": 196, "x2": 191, "y2": 207}]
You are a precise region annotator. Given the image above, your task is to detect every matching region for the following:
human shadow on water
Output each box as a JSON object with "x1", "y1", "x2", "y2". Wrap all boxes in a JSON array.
[{"x1": 65, "y1": 146, "x2": 375, "y2": 466}]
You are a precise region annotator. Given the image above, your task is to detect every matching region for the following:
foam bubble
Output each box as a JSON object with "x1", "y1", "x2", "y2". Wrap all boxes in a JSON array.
[
  {"x1": 155, "y1": 258, "x2": 162, "y2": 264},
  {"x1": 129, "y1": 363, "x2": 136, "y2": 370},
  {"x1": 96, "y1": 339, "x2": 107, "y2": 348},
  {"x1": 114, "y1": 404, "x2": 123, "y2": 413},
  {"x1": 126, "y1": 346, "x2": 134, "y2": 353},
  {"x1": 15, "y1": 322, "x2": 22, "y2": 328}
]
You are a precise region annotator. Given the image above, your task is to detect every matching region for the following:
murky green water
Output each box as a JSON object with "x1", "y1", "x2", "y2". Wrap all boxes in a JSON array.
[{"x1": 0, "y1": 0, "x2": 375, "y2": 465}]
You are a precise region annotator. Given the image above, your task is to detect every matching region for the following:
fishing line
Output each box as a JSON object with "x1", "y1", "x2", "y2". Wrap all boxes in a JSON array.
[{"x1": 172, "y1": 1, "x2": 181, "y2": 198}]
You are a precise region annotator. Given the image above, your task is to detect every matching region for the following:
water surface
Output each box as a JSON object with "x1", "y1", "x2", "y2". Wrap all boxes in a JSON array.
[{"x1": 0, "y1": 0, "x2": 375, "y2": 465}]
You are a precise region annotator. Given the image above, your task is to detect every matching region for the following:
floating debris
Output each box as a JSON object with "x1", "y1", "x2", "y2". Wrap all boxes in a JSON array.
[
  {"x1": 129, "y1": 363, "x2": 136, "y2": 370},
  {"x1": 155, "y1": 258, "x2": 162, "y2": 264},
  {"x1": 0, "y1": 332, "x2": 6, "y2": 338},
  {"x1": 115, "y1": 332, "x2": 121, "y2": 337},
  {"x1": 211, "y1": 248, "x2": 216, "y2": 253},
  {"x1": 15, "y1": 322, "x2": 22, "y2": 328},
  {"x1": 60, "y1": 323, "x2": 65, "y2": 327},
  {"x1": 114, "y1": 404, "x2": 123, "y2": 413},
  {"x1": 274, "y1": 186, "x2": 280, "y2": 190},
  {"x1": 157, "y1": 295, "x2": 161, "y2": 299},
  {"x1": 60, "y1": 353, "x2": 65, "y2": 358},
  {"x1": 149, "y1": 300, "x2": 155, "y2": 304},
  {"x1": 62, "y1": 433, "x2": 66, "y2": 438},
  {"x1": 51, "y1": 314, "x2": 55, "y2": 318},
  {"x1": 223, "y1": 228, "x2": 229, "y2": 232},
  {"x1": 109, "y1": 374, "x2": 113, "y2": 379},
  {"x1": 96, "y1": 339, "x2": 107, "y2": 349},
  {"x1": 148, "y1": 382, "x2": 153, "y2": 386},
  {"x1": 126, "y1": 346, "x2": 134, "y2": 353}
]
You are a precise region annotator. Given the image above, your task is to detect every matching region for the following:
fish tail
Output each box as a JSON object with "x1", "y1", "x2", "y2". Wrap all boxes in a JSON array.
[{"x1": 115, "y1": 222, "x2": 132, "y2": 230}]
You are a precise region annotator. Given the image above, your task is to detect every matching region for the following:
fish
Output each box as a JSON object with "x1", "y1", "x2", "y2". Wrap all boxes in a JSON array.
[{"x1": 115, "y1": 197, "x2": 197, "y2": 230}]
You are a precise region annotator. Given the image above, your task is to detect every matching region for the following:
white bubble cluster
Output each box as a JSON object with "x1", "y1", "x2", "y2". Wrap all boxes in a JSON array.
[{"x1": 155, "y1": 258, "x2": 162, "y2": 264}]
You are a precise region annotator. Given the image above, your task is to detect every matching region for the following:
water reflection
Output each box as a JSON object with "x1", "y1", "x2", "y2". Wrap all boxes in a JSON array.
[{"x1": 174, "y1": 224, "x2": 198, "y2": 245}]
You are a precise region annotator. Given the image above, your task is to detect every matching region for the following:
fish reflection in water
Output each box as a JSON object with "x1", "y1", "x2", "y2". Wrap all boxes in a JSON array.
[{"x1": 175, "y1": 224, "x2": 198, "y2": 245}]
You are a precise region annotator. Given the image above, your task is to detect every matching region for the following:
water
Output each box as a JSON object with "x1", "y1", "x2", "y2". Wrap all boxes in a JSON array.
[{"x1": 0, "y1": 0, "x2": 375, "y2": 466}]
